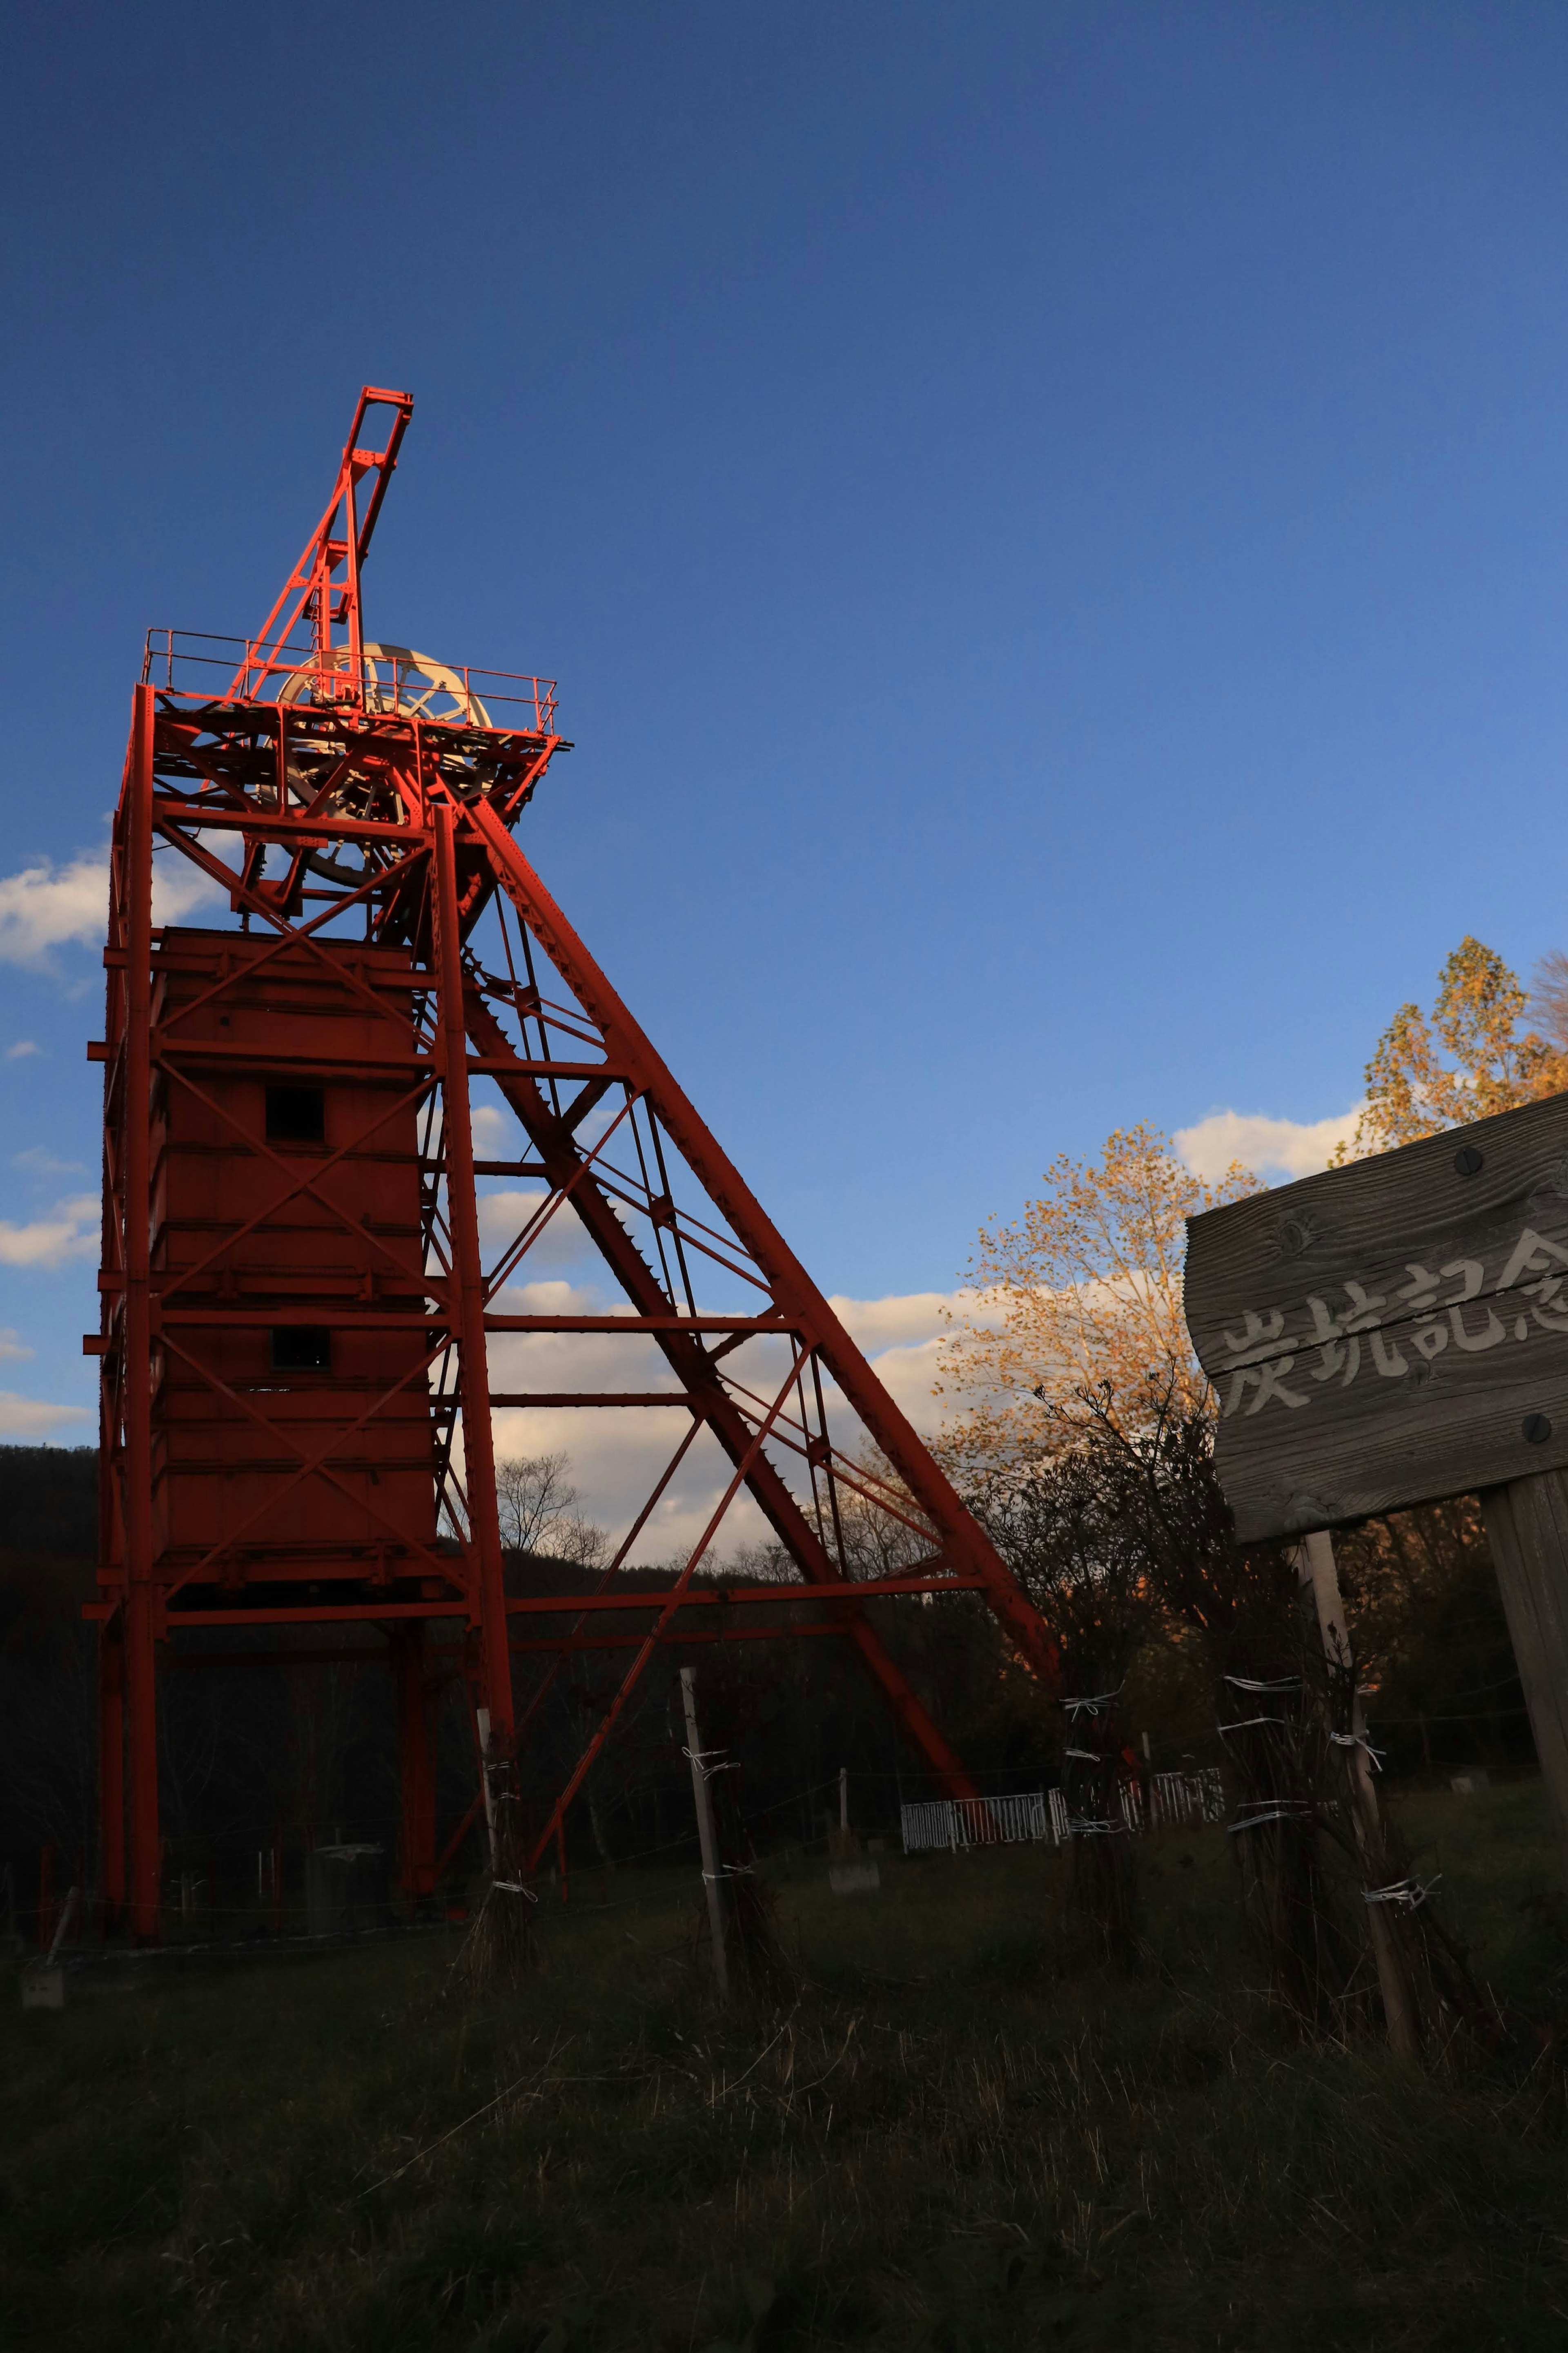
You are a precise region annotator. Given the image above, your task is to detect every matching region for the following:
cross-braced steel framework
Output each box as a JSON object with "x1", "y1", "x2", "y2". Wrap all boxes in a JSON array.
[{"x1": 89, "y1": 388, "x2": 1058, "y2": 1939}]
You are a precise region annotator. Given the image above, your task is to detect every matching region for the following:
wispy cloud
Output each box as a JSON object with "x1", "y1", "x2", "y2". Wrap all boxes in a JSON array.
[
  {"x1": 478, "y1": 1188, "x2": 591, "y2": 1274},
  {"x1": 0, "y1": 1328, "x2": 36, "y2": 1361},
  {"x1": 480, "y1": 1283, "x2": 976, "y2": 1563},
  {"x1": 6, "y1": 1041, "x2": 40, "y2": 1060},
  {"x1": 1174, "y1": 1105, "x2": 1362, "y2": 1184},
  {"x1": 0, "y1": 1391, "x2": 93, "y2": 1436},
  {"x1": 0, "y1": 1194, "x2": 99, "y2": 1268},
  {"x1": 0, "y1": 847, "x2": 223, "y2": 968},
  {"x1": 13, "y1": 1145, "x2": 85, "y2": 1177}
]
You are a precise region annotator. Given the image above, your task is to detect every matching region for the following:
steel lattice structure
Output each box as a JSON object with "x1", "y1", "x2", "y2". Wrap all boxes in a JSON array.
[{"x1": 88, "y1": 388, "x2": 1058, "y2": 1939}]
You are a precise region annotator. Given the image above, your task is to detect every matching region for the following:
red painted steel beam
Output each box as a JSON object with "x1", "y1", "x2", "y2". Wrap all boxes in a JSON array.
[
  {"x1": 501, "y1": 1572, "x2": 987, "y2": 1614},
  {"x1": 482, "y1": 1314, "x2": 789, "y2": 1334},
  {"x1": 121, "y1": 687, "x2": 162, "y2": 1941},
  {"x1": 486, "y1": 1391, "x2": 698, "y2": 1408},
  {"x1": 433, "y1": 803, "x2": 513, "y2": 1741},
  {"x1": 98, "y1": 1620, "x2": 125, "y2": 1925},
  {"x1": 461, "y1": 802, "x2": 1059, "y2": 1691},
  {"x1": 238, "y1": 386, "x2": 413, "y2": 700},
  {"x1": 460, "y1": 979, "x2": 984, "y2": 1801},
  {"x1": 509, "y1": 1620, "x2": 847, "y2": 1654},
  {"x1": 521, "y1": 1345, "x2": 816, "y2": 1867},
  {"x1": 466, "y1": 796, "x2": 1060, "y2": 1690},
  {"x1": 87, "y1": 1601, "x2": 469, "y2": 1627}
]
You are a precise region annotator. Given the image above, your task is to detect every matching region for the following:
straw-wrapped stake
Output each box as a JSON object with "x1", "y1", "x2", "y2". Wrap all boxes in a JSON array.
[{"x1": 451, "y1": 1712, "x2": 539, "y2": 1993}]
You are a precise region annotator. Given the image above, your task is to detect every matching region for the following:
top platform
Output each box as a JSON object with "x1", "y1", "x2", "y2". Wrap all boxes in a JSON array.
[{"x1": 142, "y1": 628, "x2": 559, "y2": 737}]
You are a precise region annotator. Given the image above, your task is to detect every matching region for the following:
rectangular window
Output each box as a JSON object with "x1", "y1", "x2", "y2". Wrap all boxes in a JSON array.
[
  {"x1": 265, "y1": 1084, "x2": 325, "y2": 1144},
  {"x1": 270, "y1": 1327, "x2": 332, "y2": 1372}
]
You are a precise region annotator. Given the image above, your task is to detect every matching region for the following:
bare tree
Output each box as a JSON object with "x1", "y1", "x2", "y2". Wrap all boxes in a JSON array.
[
  {"x1": 494, "y1": 1451, "x2": 608, "y2": 1566},
  {"x1": 1532, "y1": 948, "x2": 1568, "y2": 1056}
]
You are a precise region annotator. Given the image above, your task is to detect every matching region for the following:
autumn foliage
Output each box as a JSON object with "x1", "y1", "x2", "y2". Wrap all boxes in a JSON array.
[
  {"x1": 933, "y1": 1122, "x2": 1258, "y2": 1473},
  {"x1": 1336, "y1": 935, "x2": 1568, "y2": 1160}
]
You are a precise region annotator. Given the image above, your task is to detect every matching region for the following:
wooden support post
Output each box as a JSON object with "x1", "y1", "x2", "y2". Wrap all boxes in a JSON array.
[
  {"x1": 475, "y1": 1704, "x2": 499, "y2": 1873},
  {"x1": 1481, "y1": 1470, "x2": 1568, "y2": 1891},
  {"x1": 679, "y1": 1666, "x2": 729, "y2": 2002},
  {"x1": 1296, "y1": 1532, "x2": 1418, "y2": 2060}
]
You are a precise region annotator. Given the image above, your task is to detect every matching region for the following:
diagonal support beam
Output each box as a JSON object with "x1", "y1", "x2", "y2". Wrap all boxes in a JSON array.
[
  {"x1": 464, "y1": 982, "x2": 979, "y2": 1793},
  {"x1": 463, "y1": 791, "x2": 1060, "y2": 1691}
]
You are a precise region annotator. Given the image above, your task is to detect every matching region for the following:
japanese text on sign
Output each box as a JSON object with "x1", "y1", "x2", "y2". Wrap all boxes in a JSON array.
[{"x1": 1218, "y1": 1226, "x2": 1568, "y2": 1421}]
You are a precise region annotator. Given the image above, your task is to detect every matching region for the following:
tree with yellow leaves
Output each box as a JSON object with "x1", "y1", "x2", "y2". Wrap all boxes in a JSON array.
[
  {"x1": 933, "y1": 1122, "x2": 1259, "y2": 1476},
  {"x1": 1335, "y1": 936, "x2": 1568, "y2": 1160}
]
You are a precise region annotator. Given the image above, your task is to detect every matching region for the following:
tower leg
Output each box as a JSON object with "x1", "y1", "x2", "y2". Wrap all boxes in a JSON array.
[
  {"x1": 125, "y1": 1586, "x2": 161, "y2": 1940},
  {"x1": 98, "y1": 1619, "x2": 125, "y2": 1928},
  {"x1": 394, "y1": 1624, "x2": 437, "y2": 1906},
  {"x1": 122, "y1": 684, "x2": 162, "y2": 1945},
  {"x1": 432, "y1": 805, "x2": 513, "y2": 1744}
]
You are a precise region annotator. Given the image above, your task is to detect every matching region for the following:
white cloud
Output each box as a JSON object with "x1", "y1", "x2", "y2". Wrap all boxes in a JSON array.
[
  {"x1": 478, "y1": 1189, "x2": 592, "y2": 1274},
  {"x1": 0, "y1": 1328, "x2": 35, "y2": 1361},
  {"x1": 13, "y1": 1146, "x2": 85, "y2": 1177},
  {"x1": 475, "y1": 1282, "x2": 982, "y2": 1563},
  {"x1": 0, "y1": 1391, "x2": 93, "y2": 1436},
  {"x1": 826, "y1": 1287, "x2": 997, "y2": 1354},
  {"x1": 6, "y1": 1041, "x2": 39, "y2": 1060},
  {"x1": 1174, "y1": 1105, "x2": 1363, "y2": 1184},
  {"x1": 0, "y1": 845, "x2": 223, "y2": 968},
  {"x1": 0, "y1": 855, "x2": 110, "y2": 965},
  {"x1": 0, "y1": 1194, "x2": 99, "y2": 1267}
]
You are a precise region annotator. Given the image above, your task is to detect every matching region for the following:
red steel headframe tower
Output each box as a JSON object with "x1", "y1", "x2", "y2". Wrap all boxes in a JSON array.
[{"x1": 89, "y1": 388, "x2": 1058, "y2": 1938}]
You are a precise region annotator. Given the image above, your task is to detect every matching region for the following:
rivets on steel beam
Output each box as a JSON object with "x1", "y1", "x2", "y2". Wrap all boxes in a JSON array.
[
  {"x1": 1523, "y1": 1413, "x2": 1553, "y2": 1445},
  {"x1": 1454, "y1": 1145, "x2": 1484, "y2": 1177}
]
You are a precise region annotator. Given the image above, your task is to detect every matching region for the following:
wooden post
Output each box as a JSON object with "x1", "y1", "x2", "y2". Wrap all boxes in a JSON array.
[
  {"x1": 679, "y1": 1666, "x2": 729, "y2": 2002},
  {"x1": 1481, "y1": 1470, "x2": 1568, "y2": 1891},
  {"x1": 1296, "y1": 1532, "x2": 1419, "y2": 2060},
  {"x1": 475, "y1": 1705, "x2": 498, "y2": 1873}
]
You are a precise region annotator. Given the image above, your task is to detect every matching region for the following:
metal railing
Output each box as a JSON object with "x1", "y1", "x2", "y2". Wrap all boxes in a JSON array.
[
  {"x1": 901, "y1": 1767, "x2": 1225, "y2": 1855},
  {"x1": 900, "y1": 1790, "x2": 1069, "y2": 1853},
  {"x1": 1147, "y1": 1766, "x2": 1226, "y2": 1829},
  {"x1": 141, "y1": 629, "x2": 559, "y2": 735}
]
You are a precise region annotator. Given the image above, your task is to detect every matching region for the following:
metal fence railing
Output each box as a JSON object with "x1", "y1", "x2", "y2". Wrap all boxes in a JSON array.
[
  {"x1": 140, "y1": 628, "x2": 559, "y2": 734},
  {"x1": 900, "y1": 1768, "x2": 1225, "y2": 1856},
  {"x1": 1147, "y1": 1767, "x2": 1226, "y2": 1829},
  {"x1": 900, "y1": 1791, "x2": 1069, "y2": 1853}
]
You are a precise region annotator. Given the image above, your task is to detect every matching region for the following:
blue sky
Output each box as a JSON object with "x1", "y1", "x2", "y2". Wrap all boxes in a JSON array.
[{"x1": 5, "y1": 0, "x2": 1568, "y2": 1453}]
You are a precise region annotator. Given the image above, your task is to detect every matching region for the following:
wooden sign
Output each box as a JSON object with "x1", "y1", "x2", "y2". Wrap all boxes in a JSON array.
[{"x1": 1183, "y1": 1091, "x2": 1568, "y2": 1541}]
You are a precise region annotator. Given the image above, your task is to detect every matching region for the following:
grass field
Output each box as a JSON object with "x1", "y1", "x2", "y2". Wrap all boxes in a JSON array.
[{"x1": 5, "y1": 1783, "x2": 1568, "y2": 2351}]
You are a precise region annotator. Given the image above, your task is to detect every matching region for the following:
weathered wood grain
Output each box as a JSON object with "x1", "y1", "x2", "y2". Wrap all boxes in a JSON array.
[
  {"x1": 1481, "y1": 1472, "x2": 1568, "y2": 1889},
  {"x1": 1183, "y1": 1093, "x2": 1568, "y2": 1539}
]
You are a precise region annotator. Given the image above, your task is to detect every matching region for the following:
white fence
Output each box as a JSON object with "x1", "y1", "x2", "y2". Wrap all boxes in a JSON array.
[
  {"x1": 1147, "y1": 1766, "x2": 1225, "y2": 1829},
  {"x1": 900, "y1": 1769, "x2": 1223, "y2": 1856},
  {"x1": 900, "y1": 1791, "x2": 1068, "y2": 1854}
]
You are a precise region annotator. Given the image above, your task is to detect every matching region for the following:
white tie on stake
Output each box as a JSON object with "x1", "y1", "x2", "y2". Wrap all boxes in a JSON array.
[
  {"x1": 1363, "y1": 1874, "x2": 1440, "y2": 1910},
  {"x1": 1058, "y1": 1684, "x2": 1125, "y2": 1720}
]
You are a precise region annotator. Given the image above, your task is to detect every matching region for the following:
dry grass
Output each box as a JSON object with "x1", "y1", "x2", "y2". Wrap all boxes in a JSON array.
[{"x1": 4, "y1": 1785, "x2": 1568, "y2": 2349}]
